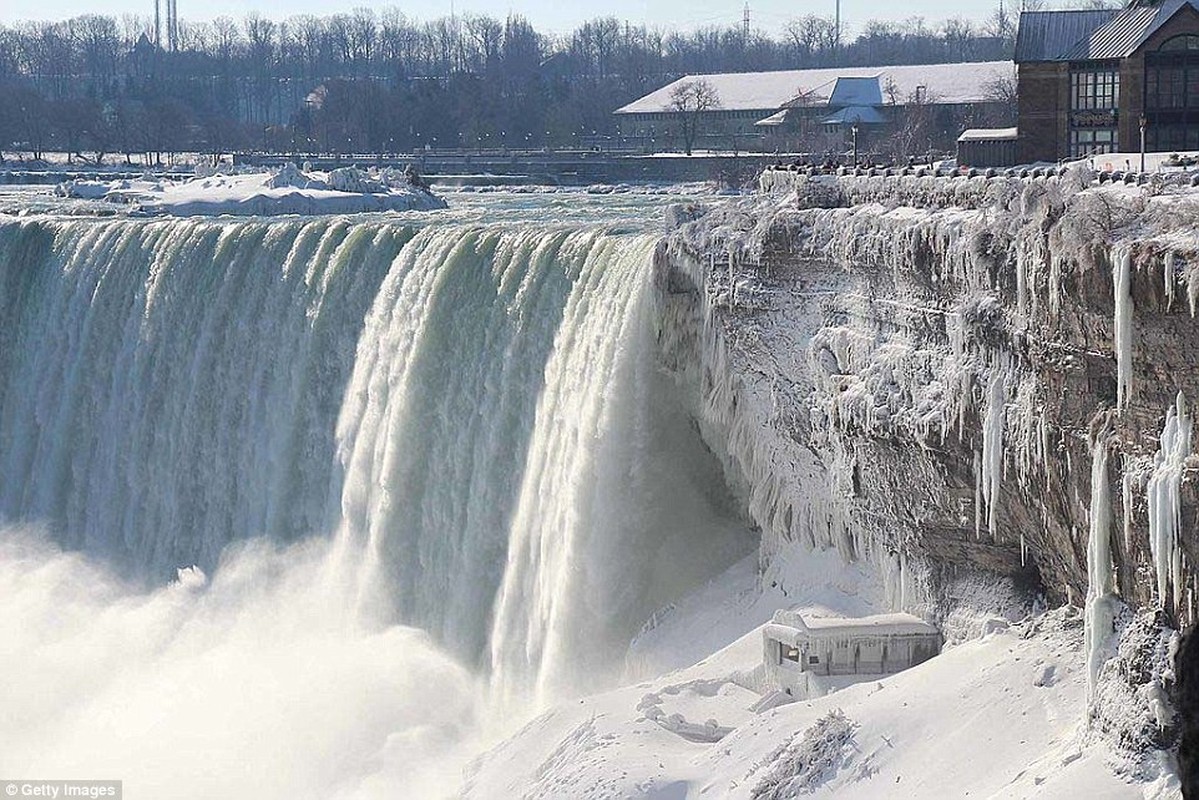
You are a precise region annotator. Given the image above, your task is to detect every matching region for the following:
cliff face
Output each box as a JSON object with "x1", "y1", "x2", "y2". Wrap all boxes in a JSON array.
[{"x1": 654, "y1": 171, "x2": 1199, "y2": 632}]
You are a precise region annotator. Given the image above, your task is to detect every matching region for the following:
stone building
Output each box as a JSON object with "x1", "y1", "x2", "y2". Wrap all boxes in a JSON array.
[{"x1": 1016, "y1": 0, "x2": 1199, "y2": 164}]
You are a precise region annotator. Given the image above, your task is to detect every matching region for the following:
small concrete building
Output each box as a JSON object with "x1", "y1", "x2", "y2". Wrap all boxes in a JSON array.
[{"x1": 763, "y1": 611, "x2": 941, "y2": 697}]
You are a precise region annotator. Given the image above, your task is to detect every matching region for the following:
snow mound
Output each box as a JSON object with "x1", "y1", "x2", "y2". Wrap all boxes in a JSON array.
[
  {"x1": 55, "y1": 164, "x2": 447, "y2": 217},
  {"x1": 638, "y1": 678, "x2": 757, "y2": 743},
  {"x1": 466, "y1": 606, "x2": 1166, "y2": 799}
]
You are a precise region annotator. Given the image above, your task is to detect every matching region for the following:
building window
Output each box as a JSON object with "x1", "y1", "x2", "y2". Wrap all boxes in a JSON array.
[
  {"x1": 1070, "y1": 67, "x2": 1119, "y2": 111},
  {"x1": 1160, "y1": 34, "x2": 1199, "y2": 52},
  {"x1": 1145, "y1": 36, "x2": 1199, "y2": 151},
  {"x1": 1147, "y1": 66, "x2": 1186, "y2": 109},
  {"x1": 1147, "y1": 124, "x2": 1199, "y2": 151},
  {"x1": 1070, "y1": 128, "x2": 1117, "y2": 157}
]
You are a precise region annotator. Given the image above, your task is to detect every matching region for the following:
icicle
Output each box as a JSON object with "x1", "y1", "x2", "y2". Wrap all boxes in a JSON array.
[
  {"x1": 1147, "y1": 391, "x2": 1191, "y2": 613},
  {"x1": 1112, "y1": 246, "x2": 1134, "y2": 413},
  {"x1": 1084, "y1": 430, "x2": 1117, "y2": 706},
  {"x1": 1122, "y1": 460, "x2": 1134, "y2": 553},
  {"x1": 1015, "y1": 248, "x2": 1028, "y2": 321},
  {"x1": 1020, "y1": 533, "x2": 1027, "y2": 567},
  {"x1": 727, "y1": 248, "x2": 735, "y2": 307},
  {"x1": 1165, "y1": 251, "x2": 1176, "y2": 311},
  {"x1": 981, "y1": 366, "x2": 1006, "y2": 539},
  {"x1": 1187, "y1": 262, "x2": 1199, "y2": 318},
  {"x1": 1049, "y1": 252, "x2": 1062, "y2": 320},
  {"x1": 973, "y1": 448, "x2": 983, "y2": 539},
  {"x1": 1041, "y1": 407, "x2": 1052, "y2": 491}
]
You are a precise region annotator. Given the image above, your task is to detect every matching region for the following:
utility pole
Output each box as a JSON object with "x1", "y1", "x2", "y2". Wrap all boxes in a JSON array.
[
  {"x1": 153, "y1": 0, "x2": 161, "y2": 49},
  {"x1": 743, "y1": 3, "x2": 750, "y2": 40}
]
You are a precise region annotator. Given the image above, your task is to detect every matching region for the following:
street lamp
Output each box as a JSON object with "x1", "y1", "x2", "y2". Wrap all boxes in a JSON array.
[
  {"x1": 851, "y1": 123, "x2": 859, "y2": 166},
  {"x1": 1139, "y1": 114, "x2": 1147, "y2": 173}
]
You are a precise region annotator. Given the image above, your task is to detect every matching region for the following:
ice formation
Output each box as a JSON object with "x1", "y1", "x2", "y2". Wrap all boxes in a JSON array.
[
  {"x1": 980, "y1": 363, "x2": 1007, "y2": 539},
  {"x1": 1147, "y1": 392, "x2": 1191, "y2": 613},
  {"x1": 1112, "y1": 245, "x2": 1134, "y2": 413},
  {"x1": 1085, "y1": 428, "x2": 1117, "y2": 704},
  {"x1": 1164, "y1": 250, "x2": 1177, "y2": 311}
]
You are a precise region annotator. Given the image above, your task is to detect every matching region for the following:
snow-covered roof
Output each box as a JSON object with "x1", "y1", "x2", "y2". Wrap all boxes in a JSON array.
[
  {"x1": 766, "y1": 610, "x2": 939, "y2": 644},
  {"x1": 754, "y1": 109, "x2": 790, "y2": 127},
  {"x1": 829, "y1": 76, "x2": 883, "y2": 108},
  {"x1": 614, "y1": 61, "x2": 1014, "y2": 115},
  {"x1": 958, "y1": 127, "x2": 1018, "y2": 142}
]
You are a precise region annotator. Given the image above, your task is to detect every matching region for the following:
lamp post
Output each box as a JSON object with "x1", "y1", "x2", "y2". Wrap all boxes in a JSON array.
[
  {"x1": 851, "y1": 123, "x2": 859, "y2": 166},
  {"x1": 1139, "y1": 114, "x2": 1147, "y2": 173}
]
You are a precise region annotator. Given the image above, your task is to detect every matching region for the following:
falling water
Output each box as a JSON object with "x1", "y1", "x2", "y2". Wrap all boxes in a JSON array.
[{"x1": 0, "y1": 204, "x2": 754, "y2": 761}]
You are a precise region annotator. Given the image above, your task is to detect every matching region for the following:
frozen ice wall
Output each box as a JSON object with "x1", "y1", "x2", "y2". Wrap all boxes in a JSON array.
[{"x1": 661, "y1": 171, "x2": 1199, "y2": 629}]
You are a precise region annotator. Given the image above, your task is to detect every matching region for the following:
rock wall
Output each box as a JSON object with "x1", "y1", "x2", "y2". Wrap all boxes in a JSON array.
[{"x1": 654, "y1": 170, "x2": 1199, "y2": 632}]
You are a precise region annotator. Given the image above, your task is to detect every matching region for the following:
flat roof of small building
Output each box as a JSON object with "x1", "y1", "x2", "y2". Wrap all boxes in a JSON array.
[
  {"x1": 768, "y1": 610, "x2": 939, "y2": 640},
  {"x1": 958, "y1": 127, "x2": 1018, "y2": 142}
]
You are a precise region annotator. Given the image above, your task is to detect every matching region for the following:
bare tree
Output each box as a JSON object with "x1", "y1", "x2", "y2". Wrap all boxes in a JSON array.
[
  {"x1": 985, "y1": 1, "x2": 1019, "y2": 43},
  {"x1": 0, "y1": 8, "x2": 1021, "y2": 162},
  {"x1": 668, "y1": 78, "x2": 720, "y2": 156},
  {"x1": 981, "y1": 68, "x2": 1018, "y2": 127},
  {"x1": 785, "y1": 15, "x2": 837, "y2": 64}
]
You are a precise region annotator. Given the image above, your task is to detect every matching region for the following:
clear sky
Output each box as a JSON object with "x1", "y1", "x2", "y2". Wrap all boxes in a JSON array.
[{"x1": 0, "y1": 0, "x2": 1005, "y2": 38}]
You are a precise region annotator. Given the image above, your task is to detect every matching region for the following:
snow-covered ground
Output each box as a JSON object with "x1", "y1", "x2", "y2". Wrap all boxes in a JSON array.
[
  {"x1": 465, "y1": 544, "x2": 1179, "y2": 800},
  {"x1": 1083, "y1": 150, "x2": 1199, "y2": 173},
  {"x1": 54, "y1": 163, "x2": 446, "y2": 216}
]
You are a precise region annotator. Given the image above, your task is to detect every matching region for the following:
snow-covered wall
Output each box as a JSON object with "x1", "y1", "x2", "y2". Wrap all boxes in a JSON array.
[{"x1": 655, "y1": 170, "x2": 1199, "y2": 633}]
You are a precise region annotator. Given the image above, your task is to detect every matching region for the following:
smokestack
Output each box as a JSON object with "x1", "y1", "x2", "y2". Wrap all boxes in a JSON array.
[{"x1": 168, "y1": 0, "x2": 178, "y2": 52}]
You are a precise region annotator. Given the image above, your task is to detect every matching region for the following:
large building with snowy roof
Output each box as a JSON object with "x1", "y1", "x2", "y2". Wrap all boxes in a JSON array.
[
  {"x1": 612, "y1": 61, "x2": 1014, "y2": 158},
  {"x1": 1015, "y1": 0, "x2": 1199, "y2": 163}
]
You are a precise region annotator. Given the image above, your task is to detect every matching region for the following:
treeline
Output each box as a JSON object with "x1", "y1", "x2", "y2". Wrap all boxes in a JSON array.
[{"x1": 0, "y1": 8, "x2": 1017, "y2": 162}]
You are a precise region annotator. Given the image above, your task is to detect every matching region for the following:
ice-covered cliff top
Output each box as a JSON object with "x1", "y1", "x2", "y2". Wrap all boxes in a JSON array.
[{"x1": 55, "y1": 163, "x2": 447, "y2": 216}]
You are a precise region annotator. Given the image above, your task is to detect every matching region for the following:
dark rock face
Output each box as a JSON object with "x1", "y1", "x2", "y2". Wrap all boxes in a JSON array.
[
  {"x1": 655, "y1": 173, "x2": 1199, "y2": 629},
  {"x1": 1179, "y1": 626, "x2": 1199, "y2": 798}
]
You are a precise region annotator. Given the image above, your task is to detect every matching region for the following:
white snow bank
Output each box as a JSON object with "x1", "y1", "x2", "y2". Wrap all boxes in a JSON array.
[
  {"x1": 55, "y1": 164, "x2": 447, "y2": 216},
  {"x1": 466, "y1": 608, "x2": 1166, "y2": 799}
]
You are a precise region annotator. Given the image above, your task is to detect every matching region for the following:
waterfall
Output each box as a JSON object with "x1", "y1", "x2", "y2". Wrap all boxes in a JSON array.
[
  {"x1": 0, "y1": 213, "x2": 753, "y2": 703},
  {"x1": 0, "y1": 217, "x2": 405, "y2": 577}
]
